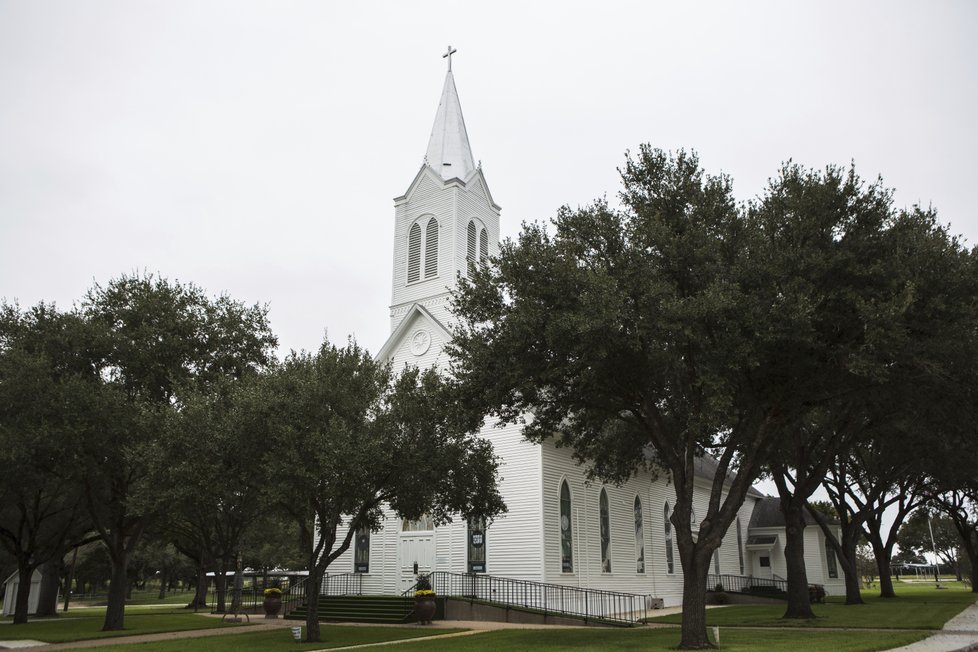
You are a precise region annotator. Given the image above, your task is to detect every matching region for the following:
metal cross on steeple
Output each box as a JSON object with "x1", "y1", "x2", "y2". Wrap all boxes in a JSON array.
[{"x1": 443, "y1": 45, "x2": 457, "y2": 72}]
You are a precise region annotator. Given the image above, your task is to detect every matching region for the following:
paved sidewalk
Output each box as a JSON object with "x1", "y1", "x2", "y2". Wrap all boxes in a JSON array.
[{"x1": 889, "y1": 600, "x2": 978, "y2": 652}]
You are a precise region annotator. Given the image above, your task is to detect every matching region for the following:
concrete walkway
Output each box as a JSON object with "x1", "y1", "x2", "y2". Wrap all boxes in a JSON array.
[{"x1": 888, "y1": 600, "x2": 978, "y2": 652}]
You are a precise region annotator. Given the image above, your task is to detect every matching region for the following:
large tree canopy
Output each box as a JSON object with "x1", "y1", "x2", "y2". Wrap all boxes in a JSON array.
[
  {"x1": 449, "y1": 147, "x2": 929, "y2": 649},
  {"x1": 77, "y1": 274, "x2": 276, "y2": 631},
  {"x1": 255, "y1": 339, "x2": 505, "y2": 643},
  {"x1": 0, "y1": 303, "x2": 96, "y2": 623}
]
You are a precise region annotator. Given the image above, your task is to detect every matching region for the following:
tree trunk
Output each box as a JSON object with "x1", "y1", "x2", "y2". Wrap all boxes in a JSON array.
[
  {"x1": 35, "y1": 559, "x2": 62, "y2": 617},
  {"x1": 12, "y1": 563, "x2": 35, "y2": 625},
  {"x1": 102, "y1": 549, "x2": 129, "y2": 630},
  {"x1": 869, "y1": 538, "x2": 896, "y2": 598},
  {"x1": 837, "y1": 525, "x2": 864, "y2": 605},
  {"x1": 305, "y1": 555, "x2": 322, "y2": 643},
  {"x1": 676, "y1": 539, "x2": 713, "y2": 649},
  {"x1": 781, "y1": 503, "x2": 815, "y2": 619},
  {"x1": 970, "y1": 557, "x2": 978, "y2": 593},
  {"x1": 187, "y1": 554, "x2": 209, "y2": 609},
  {"x1": 680, "y1": 559, "x2": 712, "y2": 648},
  {"x1": 874, "y1": 555, "x2": 895, "y2": 598},
  {"x1": 807, "y1": 503, "x2": 864, "y2": 605},
  {"x1": 158, "y1": 570, "x2": 168, "y2": 600},
  {"x1": 214, "y1": 564, "x2": 228, "y2": 613}
]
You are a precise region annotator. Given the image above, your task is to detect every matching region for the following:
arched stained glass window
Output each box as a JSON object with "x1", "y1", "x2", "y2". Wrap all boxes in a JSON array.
[
  {"x1": 599, "y1": 488, "x2": 611, "y2": 573},
  {"x1": 634, "y1": 496, "x2": 645, "y2": 574},
  {"x1": 468, "y1": 518, "x2": 486, "y2": 573},
  {"x1": 479, "y1": 227, "x2": 488, "y2": 262},
  {"x1": 354, "y1": 528, "x2": 370, "y2": 573},
  {"x1": 560, "y1": 481, "x2": 573, "y2": 572},
  {"x1": 736, "y1": 517, "x2": 745, "y2": 575},
  {"x1": 407, "y1": 222, "x2": 421, "y2": 283},
  {"x1": 424, "y1": 218, "x2": 438, "y2": 278},
  {"x1": 664, "y1": 502, "x2": 675, "y2": 574}
]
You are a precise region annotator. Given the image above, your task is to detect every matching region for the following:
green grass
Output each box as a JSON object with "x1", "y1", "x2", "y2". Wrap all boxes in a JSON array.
[
  {"x1": 82, "y1": 625, "x2": 468, "y2": 651},
  {"x1": 648, "y1": 581, "x2": 977, "y2": 630},
  {"x1": 0, "y1": 607, "x2": 247, "y2": 644},
  {"x1": 68, "y1": 589, "x2": 204, "y2": 607},
  {"x1": 363, "y1": 628, "x2": 928, "y2": 651}
]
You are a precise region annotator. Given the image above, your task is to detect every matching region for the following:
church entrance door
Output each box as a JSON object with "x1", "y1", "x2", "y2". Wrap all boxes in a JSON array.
[{"x1": 398, "y1": 516, "x2": 436, "y2": 593}]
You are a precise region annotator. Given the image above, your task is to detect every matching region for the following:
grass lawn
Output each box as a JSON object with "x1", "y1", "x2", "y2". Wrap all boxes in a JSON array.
[
  {"x1": 647, "y1": 581, "x2": 977, "y2": 630},
  {"x1": 366, "y1": 628, "x2": 927, "y2": 651},
  {"x1": 0, "y1": 607, "x2": 247, "y2": 644},
  {"x1": 83, "y1": 625, "x2": 468, "y2": 651}
]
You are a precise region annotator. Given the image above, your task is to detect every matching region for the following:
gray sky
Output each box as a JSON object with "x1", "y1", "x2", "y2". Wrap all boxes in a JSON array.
[{"x1": 2, "y1": 1, "x2": 976, "y2": 358}]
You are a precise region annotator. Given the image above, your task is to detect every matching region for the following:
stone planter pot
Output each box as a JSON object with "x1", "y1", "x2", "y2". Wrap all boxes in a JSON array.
[
  {"x1": 263, "y1": 595, "x2": 282, "y2": 618},
  {"x1": 415, "y1": 596, "x2": 436, "y2": 624}
]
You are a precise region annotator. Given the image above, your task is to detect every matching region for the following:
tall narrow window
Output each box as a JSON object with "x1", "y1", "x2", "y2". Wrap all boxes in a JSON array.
[
  {"x1": 479, "y1": 227, "x2": 488, "y2": 262},
  {"x1": 634, "y1": 496, "x2": 645, "y2": 574},
  {"x1": 424, "y1": 218, "x2": 438, "y2": 278},
  {"x1": 407, "y1": 222, "x2": 421, "y2": 283},
  {"x1": 468, "y1": 518, "x2": 486, "y2": 573},
  {"x1": 466, "y1": 221, "x2": 477, "y2": 272},
  {"x1": 560, "y1": 481, "x2": 573, "y2": 572},
  {"x1": 599, "y1": 488, "x2": 611, "y2": 573},
  {"x1": 664, "y1": 503, "x2": 674, "y2": 574},
  {"x1": 736, "y1": 517, "x2": 745, "y2": 575},
  {"x1": 354, "y1": 528, "x2": 370, "y2": 573},
  {"x1": 713, "y1": 549, "x2": 721, "y2": 575},
  {"x1": 826, "y1": 546, "x2": 838, "y2": 579}
]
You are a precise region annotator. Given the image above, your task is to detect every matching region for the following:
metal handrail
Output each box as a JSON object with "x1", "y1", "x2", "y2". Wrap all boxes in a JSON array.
[
  {"x1": 282, "y1": 577, "x2": 309, "y2": 615},
  {"x1": 319, "y1": 572, "x2": 363, "y2": 596},
  {"x1": 708, "y1": 573, "x2": 789, "y2": 594},
  {"x1": 401, "y1": 571, "x2": 648, "y2": 625}
]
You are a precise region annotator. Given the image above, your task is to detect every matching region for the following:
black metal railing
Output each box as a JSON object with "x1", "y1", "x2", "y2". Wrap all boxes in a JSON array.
[
  {"x1": 282, "y1": 577, "x2": 309, "y2": 615},
  {"x1": 401, "y1": 571, "x2": 648, "y2": 625},
  {"x1": 319, "y1": 572, "x2": 363, "y2": 596},
  {"x1": 708, "y1": 573, "x2": 788, "y2": 594}
]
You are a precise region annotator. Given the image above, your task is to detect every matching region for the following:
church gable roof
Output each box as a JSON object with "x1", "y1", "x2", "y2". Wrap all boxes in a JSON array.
[
  {"x1": 375, "y1": 303, "x2": 451, "y2": 365},
  {"x1": 747, "y1": 496, "x2": 836, "y2": 529}
]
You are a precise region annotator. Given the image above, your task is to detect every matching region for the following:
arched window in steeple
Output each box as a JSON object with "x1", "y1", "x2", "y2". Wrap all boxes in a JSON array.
[
  {"x1": 467, "y1": 221, "x2": 477, "y2": 273},
  {"x1": 424, "y1": 218, "x2": 439, "y2": 278},
  {"x1": 407, "y1": 222, "x2": 422, "y2": 283},
  {"x1": 479, "y1": 228, "x2": 488, "y2": 262}
]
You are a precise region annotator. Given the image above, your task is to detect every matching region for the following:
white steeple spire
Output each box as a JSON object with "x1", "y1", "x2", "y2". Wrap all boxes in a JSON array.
[{"x1": 425, "y1": 47, "x2": 475, "y2": 181}]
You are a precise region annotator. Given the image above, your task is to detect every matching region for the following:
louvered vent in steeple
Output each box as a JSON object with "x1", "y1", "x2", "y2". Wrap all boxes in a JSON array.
[
  {"x1": 425, "y1": 218, "x2": 439, "y2": 278},
  {"x1": 407, "y1": 222, "x2": 421, "y2": 283}
]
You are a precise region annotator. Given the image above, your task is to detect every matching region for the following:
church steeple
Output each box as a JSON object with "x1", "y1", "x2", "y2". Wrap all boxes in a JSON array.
[
  {"x1": 425, "y1": 48, "x2": 476, "y2": 182},
  {"x1": 384, "y1": 48, "x2": 500, "y2": 353}
]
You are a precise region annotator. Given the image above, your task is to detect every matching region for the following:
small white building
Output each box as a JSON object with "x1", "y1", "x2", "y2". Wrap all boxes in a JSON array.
[
  {"x1": 2, "y1": 569, "x2": 44, "y2": 617},
  {"x1": 330, "y1": 56, "x2": 845, "y2": 609}
]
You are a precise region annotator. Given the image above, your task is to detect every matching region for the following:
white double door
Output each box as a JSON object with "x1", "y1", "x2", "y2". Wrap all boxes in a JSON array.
[{"x1": 398, "y1": 531, "x2": 435, "y2": 593}]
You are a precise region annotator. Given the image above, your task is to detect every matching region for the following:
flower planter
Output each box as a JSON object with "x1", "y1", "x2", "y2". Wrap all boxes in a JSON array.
[
  {"x1": 263, "y1": 595, "x2": 282, "y2": 618},
  {"x1": 415, "y1": 596, "x2": 436, "y2": 624}
]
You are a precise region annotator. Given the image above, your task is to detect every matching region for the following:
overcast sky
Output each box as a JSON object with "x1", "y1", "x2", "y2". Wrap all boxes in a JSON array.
[{"x1": 2, "y1": 1, "x2": 976, "y2": 358}]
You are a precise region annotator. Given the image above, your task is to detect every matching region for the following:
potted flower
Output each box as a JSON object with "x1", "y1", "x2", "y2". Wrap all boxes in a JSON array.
[
  {"x1": 263, "y1": 587, "x2": 283, "y2": 618},
  {"x1": 414, "y1": 575, "x2": 436, "y2": 625}
]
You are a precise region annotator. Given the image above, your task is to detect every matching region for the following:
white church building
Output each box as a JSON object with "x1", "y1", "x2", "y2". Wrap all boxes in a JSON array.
[{"x1": 332, "y1": 55, "x2": 844, "y2": 612}]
